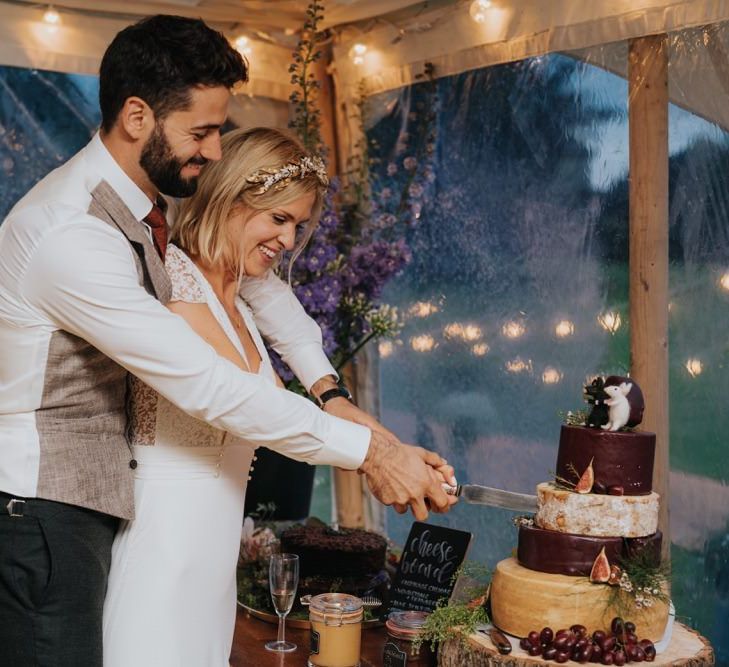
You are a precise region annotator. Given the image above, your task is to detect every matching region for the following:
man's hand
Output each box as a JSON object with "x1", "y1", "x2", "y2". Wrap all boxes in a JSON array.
[{"x1": 358, "y1": 431, "x2": 458, "y2": 521}]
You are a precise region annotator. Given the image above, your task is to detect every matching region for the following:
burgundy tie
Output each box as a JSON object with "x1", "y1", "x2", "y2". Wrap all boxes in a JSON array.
[{"x1": 144, "y1": 204, "x2": 168, "y2": 261}]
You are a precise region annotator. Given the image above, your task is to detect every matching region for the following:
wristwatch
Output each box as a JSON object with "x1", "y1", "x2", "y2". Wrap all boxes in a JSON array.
[{"x1": 316, "y1": 385, "x2": 352, "y2": 408}]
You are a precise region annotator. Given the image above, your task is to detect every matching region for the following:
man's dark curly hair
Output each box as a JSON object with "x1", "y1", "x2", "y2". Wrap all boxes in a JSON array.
[{"x1": 99, "y1": 15, "x2": 248, "y2": 132}]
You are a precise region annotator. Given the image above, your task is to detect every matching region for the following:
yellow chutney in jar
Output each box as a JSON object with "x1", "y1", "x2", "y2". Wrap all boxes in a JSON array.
[{"x1": 308, "y1": 593, "x2": 363, "y2": 667}]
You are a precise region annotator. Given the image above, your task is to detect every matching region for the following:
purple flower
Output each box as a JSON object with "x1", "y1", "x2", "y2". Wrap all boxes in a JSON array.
[
  {"x1": 403, "y1": 156, "x2": 417, "y2": 170},
  {"x1": 387, "y1": 162, "x2": 398, "y2": 176}
]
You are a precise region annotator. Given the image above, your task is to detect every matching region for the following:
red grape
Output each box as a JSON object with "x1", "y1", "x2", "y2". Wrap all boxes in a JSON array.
[
  {"x1": 571, "y1": 624, "x2": 588, "y2": 638},
  {"x1": 543, "y1": 646, "x2": 558, "y2": 661},
  {"x1": 613, "y1": 649, "x2": 626, "y2": 666},
  {"x1": 555, "y1": 651, "x2": 570, "y2": 663},
  {"x1": 593, "y1": 630, "x2": 607, "y2": 644},
  {"x1": 601, "y1": 652, "x2": 615, "y2": 665},
  {"x1": 610, "y1": 618, "x2": 624, "y2": 635},
  {"x1": 541, "y1": 627, "x2": 555, "y2": 645},
  {"x1": 528, "y1": 644, "x2": 542, "y2": 657},
  {"x1": 528, "y1": 631, "x2": 540, "y2": 646}
]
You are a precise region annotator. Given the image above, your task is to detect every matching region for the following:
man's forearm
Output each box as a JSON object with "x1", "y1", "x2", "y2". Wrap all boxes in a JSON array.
[{"x1": 310, "y1": 375, "x2": 339, "y2": 401}]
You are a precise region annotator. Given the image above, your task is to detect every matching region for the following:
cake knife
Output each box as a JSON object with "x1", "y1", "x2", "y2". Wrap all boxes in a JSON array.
[{"x1": 442, "y1": 483, "x2": 537, "y2": 512}]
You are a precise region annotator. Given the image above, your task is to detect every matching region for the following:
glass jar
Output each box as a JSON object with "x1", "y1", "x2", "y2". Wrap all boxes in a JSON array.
[
  {"x1": 307, "y1": 593, "x2": 363, "y2": 667},
  {"x1": 383, "y1": 611, "x2": 437, "y2": 667}
]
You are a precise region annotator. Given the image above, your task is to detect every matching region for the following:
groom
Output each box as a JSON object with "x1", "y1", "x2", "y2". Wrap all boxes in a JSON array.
[{"x1": 0, "y1": 15, "x2": 455, "y2": 666}]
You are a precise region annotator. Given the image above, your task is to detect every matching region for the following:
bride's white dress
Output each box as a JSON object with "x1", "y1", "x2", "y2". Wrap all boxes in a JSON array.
[{"x1": 103, "y1": 245, "x2": 274, "y2": 667}]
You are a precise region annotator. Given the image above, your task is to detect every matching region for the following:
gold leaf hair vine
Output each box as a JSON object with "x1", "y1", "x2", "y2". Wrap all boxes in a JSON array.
[{"x1": 245, "y1": 155, "x2": 329, "y2": 195}]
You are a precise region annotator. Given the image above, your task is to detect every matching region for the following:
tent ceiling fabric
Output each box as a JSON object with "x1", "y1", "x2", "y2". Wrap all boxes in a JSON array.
[{"x1": 1, "y1": 0, "x2": 729, "y2": 129}]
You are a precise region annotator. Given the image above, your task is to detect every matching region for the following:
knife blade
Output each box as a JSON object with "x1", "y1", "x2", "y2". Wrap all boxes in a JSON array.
[{"x1": 443, "y1": 483, "x2": 537, "y2": 513}]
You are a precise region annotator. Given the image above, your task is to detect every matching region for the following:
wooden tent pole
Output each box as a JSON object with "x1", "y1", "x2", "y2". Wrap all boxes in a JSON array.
[
  {"x1": 628, "y1": 35, "x2": 670, "y2": 560},
  {"x1": 313, "y1": 46, "x2": 366, "y2": 528}
]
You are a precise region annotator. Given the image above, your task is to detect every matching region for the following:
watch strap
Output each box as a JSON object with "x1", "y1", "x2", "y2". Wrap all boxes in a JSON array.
[{"x1": 317, "y1": 386, "x2": 352, "y2": 408}]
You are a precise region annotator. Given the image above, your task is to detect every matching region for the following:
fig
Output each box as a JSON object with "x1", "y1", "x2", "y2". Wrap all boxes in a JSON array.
[
  {"x1": 608, "y1": 564, "x2": 622, "y2": 586},
  {"x1": 576, "y1": 458, "x2": 595, "y2": 494},
  {"x1": 590, "y1": 546, "x2": 612, "y2": 583}
]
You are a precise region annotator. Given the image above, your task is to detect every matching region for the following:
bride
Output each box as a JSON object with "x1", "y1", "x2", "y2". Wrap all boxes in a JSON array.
[{"x1": 103, "y1": 127, "x2": 329, "y2": 666}]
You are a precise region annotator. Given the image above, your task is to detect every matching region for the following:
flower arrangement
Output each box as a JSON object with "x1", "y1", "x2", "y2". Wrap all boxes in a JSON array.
[{"x1": 271, "y1": 1, "x2": 437, "y2": 385}]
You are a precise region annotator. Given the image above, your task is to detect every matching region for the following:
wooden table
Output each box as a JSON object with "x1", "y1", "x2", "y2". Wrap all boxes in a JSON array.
[{"x1": 230, "y1": 608, "x2": 388, "y2": 666}]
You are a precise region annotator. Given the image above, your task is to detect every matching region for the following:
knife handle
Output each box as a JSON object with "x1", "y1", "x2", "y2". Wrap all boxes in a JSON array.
[
  {"x1": 442, "y1": 483, "x2": 460, "y2": 496},
  {"x1": 489, "y1": 628, "x2": 512, "y2": 655}
]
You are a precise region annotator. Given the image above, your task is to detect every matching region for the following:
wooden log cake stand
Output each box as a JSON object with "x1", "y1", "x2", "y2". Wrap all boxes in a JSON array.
[{"x1": 438, "y1": 622, "x2": 714, "y2": 667}]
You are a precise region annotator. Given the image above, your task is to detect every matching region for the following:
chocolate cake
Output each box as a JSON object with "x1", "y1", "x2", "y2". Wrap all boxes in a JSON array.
[
  {"x1": 556, "y1": 425, "x2": 656, "y2": 495},
  {"x1": 280, "y1": 524, "x2": 387, "y2": 579},
  {"x1": 517, "y1": 524, "x2": 662, "y2": 576}
]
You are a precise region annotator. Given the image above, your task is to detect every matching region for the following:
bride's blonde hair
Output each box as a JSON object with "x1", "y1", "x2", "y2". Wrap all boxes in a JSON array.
[{"x1": 172, "y1": 127, "x2": 326, "y2": 279}]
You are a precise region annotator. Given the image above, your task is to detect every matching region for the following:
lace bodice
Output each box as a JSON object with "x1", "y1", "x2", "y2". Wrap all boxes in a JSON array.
[{"x1": 129, "y1": 245, "x2": 274, "y2": 448}]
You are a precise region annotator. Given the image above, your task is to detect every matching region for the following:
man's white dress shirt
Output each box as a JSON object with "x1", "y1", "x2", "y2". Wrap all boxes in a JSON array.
[{"x1": 0, "y1": 133, "x2": 369, "y2": 511}]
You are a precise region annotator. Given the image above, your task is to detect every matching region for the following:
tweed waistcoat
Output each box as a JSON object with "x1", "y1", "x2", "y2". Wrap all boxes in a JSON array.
[{"x1": 34, "y1": 180, "x2": 171, "y2": 519}]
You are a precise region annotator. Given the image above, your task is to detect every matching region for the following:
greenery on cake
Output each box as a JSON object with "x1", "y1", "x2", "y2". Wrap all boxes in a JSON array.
[
  {"x1": 607, "y1": 548, "x2": 670, "y2": 615},
  {"x1": 414, "y1": 561, "x2": 490, "y2": 652},
  {"x1": 560, "y1": 409, "x2": 589, "y2": 427}
]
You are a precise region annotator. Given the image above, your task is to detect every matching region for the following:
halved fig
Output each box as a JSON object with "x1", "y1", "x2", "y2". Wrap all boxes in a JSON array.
[
  {"x1": 589, "y1": 546, "x2": 611, "y2": 583},
  {"x1": 608, "y1": 564, "x2": 622, "y2": 586},
  {"x1": 575, "y1": 458, "x2": 595, "y2": 494}
]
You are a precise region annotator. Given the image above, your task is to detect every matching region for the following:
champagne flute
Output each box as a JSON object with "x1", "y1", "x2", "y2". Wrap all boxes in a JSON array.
[{"x1": 265, "y1": 553, "x2": 299, "y2": 653}]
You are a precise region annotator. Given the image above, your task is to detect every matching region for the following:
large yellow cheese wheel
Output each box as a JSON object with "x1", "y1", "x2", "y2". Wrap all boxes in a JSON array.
[{"x1": 490, "y1": 558, "x2": 669, "y2": 641}]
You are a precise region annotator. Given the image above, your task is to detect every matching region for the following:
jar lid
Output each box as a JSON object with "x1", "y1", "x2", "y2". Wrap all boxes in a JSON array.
[
  {"x1": 386, "y1": 610, "x2": 430, "y2": 638},
  {"x1": 309, "y1": 593, "x2": 363, "y2": 626}
]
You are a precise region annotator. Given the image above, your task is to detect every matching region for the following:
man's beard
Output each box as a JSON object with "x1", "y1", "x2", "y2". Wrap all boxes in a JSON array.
[{"x1": 140, "y1": 123, "x2": 207, "y2": 198}]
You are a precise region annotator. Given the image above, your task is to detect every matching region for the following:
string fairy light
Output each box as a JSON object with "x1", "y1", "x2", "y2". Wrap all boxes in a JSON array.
[
  {"x1": 597, "y1": 310, "x2": 622, "y2": 334},
  {"x1": 685, "y1": 358, "x2": 703, "y2": 377},
  {"x1": 555, "y1": 319, "x2": 575, "y2": 338},
  {"x1": 234, "y1": 35, "x2": 252, "y2": 57},
  {"x1": 348, "y1": 43, "x2": 367, "y2": 65},
  {"x1": 469, "y1": 0, "x2": 492, "y2": 23},
  {"x1": 43, "y1": 5, "x2": 60, "y2": 25},
  {"x1": 502, "y1": 320, "x2": 525, "y2": 339},
  {"x1": 410, "y1": 334, "x2": 436, "y2": 352},
  {"x1": 542, "y1": 367, "x2": 563, "y2": 384}
]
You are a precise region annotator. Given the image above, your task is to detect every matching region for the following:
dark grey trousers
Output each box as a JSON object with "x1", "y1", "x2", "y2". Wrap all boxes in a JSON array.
[{"x1": 0, "y1": 492, "x2": 119, "y2": 667}]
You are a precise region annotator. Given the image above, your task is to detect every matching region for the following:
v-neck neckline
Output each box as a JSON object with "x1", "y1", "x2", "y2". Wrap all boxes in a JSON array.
[{"x1": 184, "y1": 255, "x2": 265, "y2": 376}]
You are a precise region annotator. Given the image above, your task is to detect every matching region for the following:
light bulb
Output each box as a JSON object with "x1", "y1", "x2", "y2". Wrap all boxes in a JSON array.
[
  {"x1": 234, "y1": 36, "x2": 252, "y2": 56},
  {"x1": 43, "y1": 6, "x2": 60, "y2": 25},
  {"x1": 685, "y1": 358, "x2": 703, "y2": 377},
  {"x1": 719, "y1": 270, "x2": 729, "y2": 292},
  {"x1": 410, "y1": 334, "x2": 435, "y2": 352},
  {"x1": 542, "y1": 367, "x2": 563, "y2": 384},
  {"x1": 349, "y1": 43, "x2": 367, "y2": 66},
  {"x1": 597, "y1": 310, "x2": 621, "y2": 334},
  {"x1": 472, "y1": 342, "x2": 489, "y2": 357},
  {"x1": 469, "y1": 0, "x2": 492, "y2": 23},
  {"x1": 555, "y1": 319, "x2": 575, "y2": 338},
  {"x1": 502, "y1": 320, "x2": 525, "y2": 339}
]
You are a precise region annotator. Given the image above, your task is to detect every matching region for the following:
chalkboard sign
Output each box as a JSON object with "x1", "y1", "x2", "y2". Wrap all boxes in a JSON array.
[{"x1": 386, "y1": 521, "x2": 472, "y2": 615}]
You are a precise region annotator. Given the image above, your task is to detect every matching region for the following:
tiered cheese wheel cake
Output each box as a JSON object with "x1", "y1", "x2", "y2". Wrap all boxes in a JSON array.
[{"x1": 491, "y1": 377, "x2": 670, "y2": 642}]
